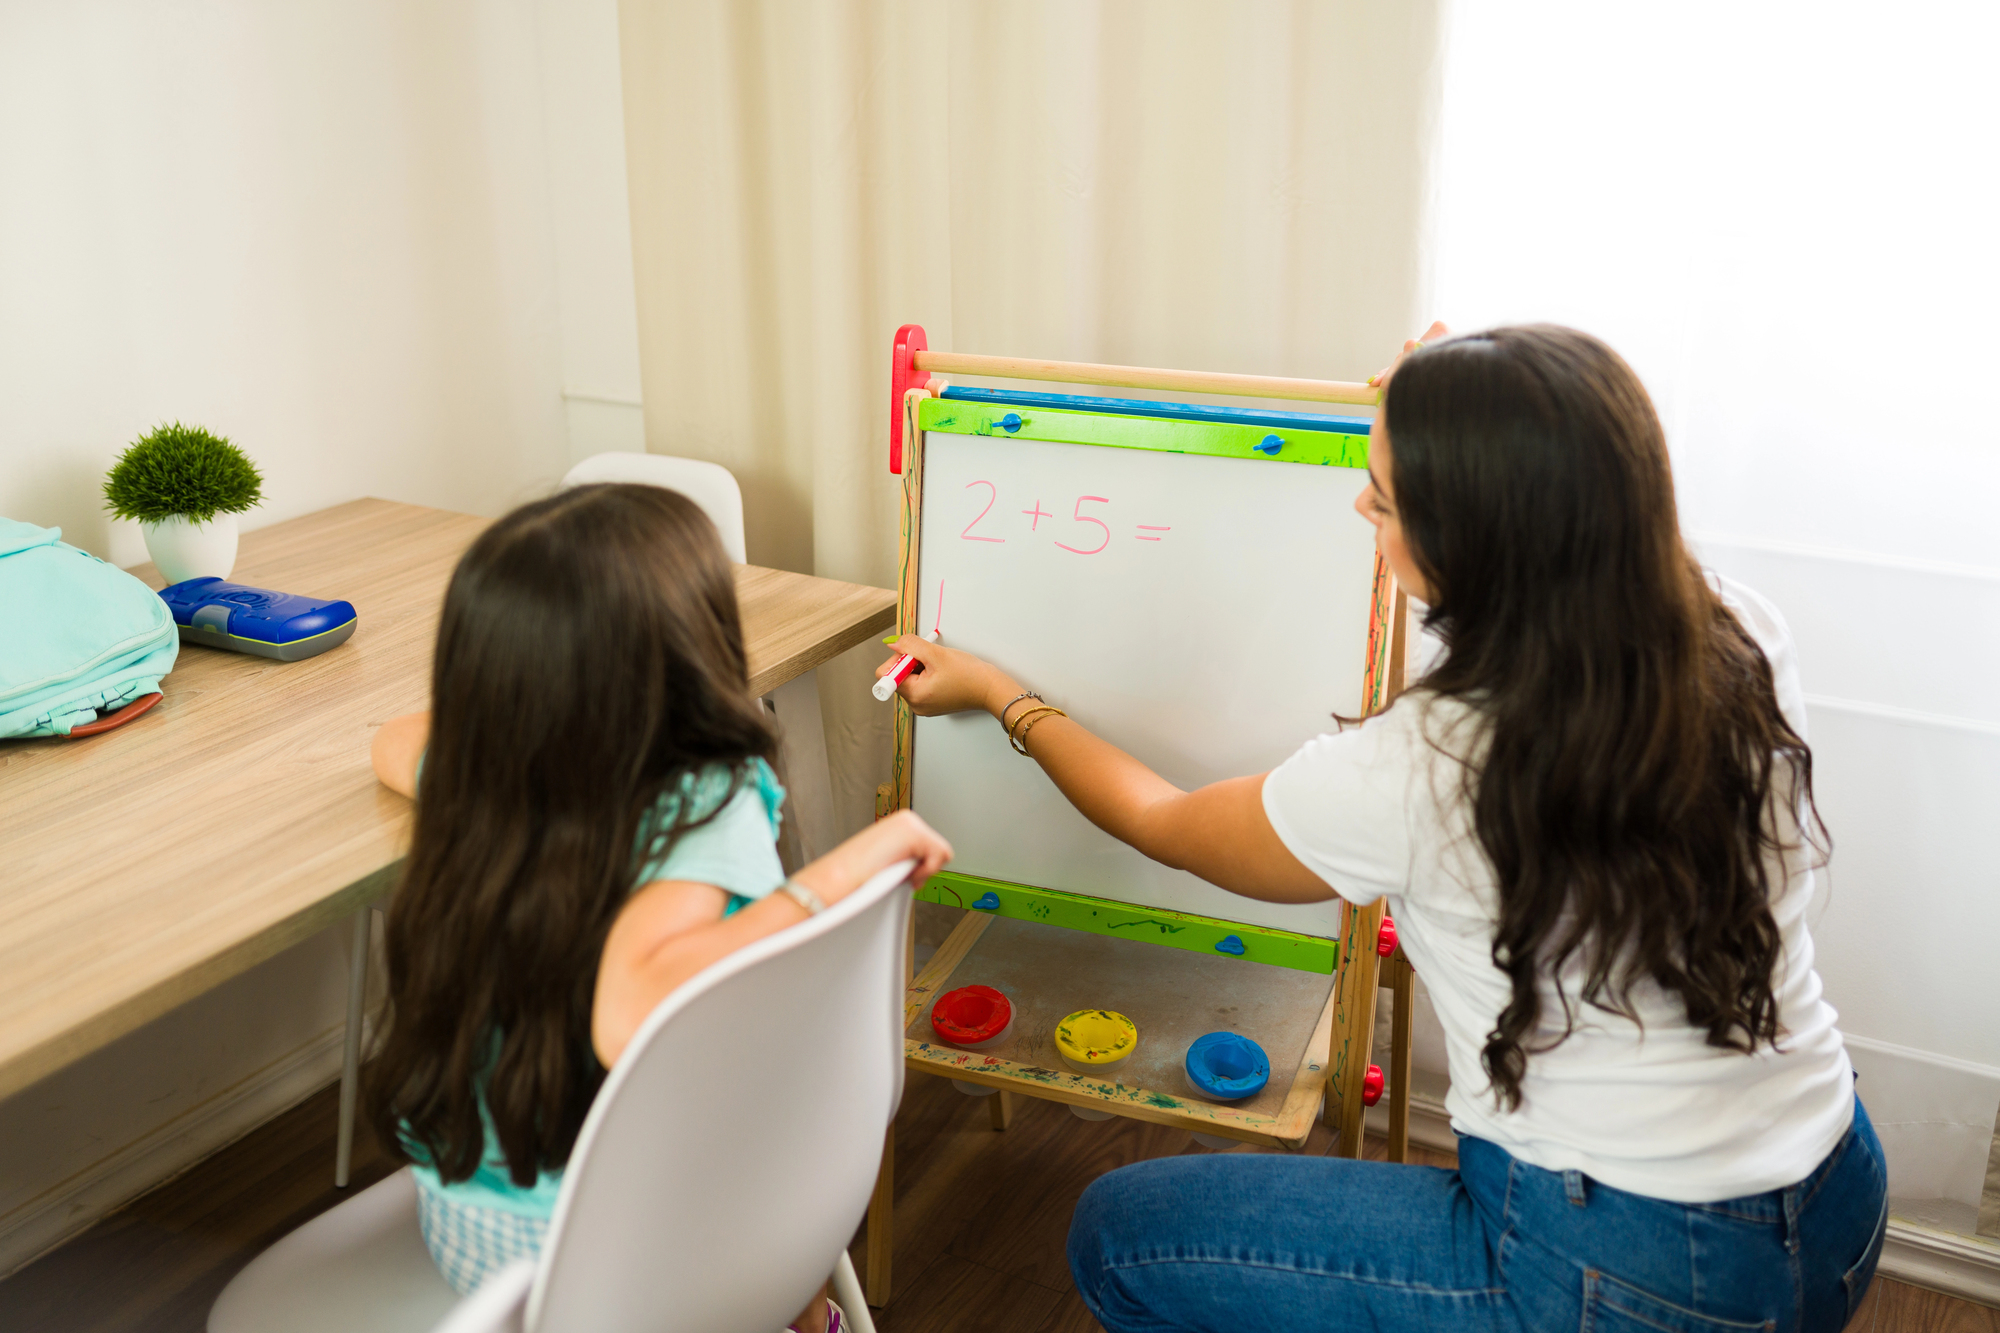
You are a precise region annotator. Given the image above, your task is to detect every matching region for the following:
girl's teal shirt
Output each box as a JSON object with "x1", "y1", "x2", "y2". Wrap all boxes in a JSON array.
[{"x1": 405, "y1": 758, "x2": 787, "y2": 1217}]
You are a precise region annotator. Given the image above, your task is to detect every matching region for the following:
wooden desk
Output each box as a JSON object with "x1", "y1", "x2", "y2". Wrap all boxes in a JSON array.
[{"x1": 0, "y1": 497, "x2": 896, "y2": 1102}]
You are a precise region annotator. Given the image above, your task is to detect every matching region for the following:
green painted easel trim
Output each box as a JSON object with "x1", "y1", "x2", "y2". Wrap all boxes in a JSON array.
[
  {"x1": 917, "y1": 397, "x2": 1369, "y2": 470},
  {"x1": 917, "y1": 871, "x2": 1337, "y2": 975}
]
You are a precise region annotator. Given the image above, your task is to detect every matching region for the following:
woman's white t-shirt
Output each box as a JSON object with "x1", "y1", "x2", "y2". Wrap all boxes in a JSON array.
[{"x1": 1261, "y1": 577, "x2": 1854, "y2": 1203}]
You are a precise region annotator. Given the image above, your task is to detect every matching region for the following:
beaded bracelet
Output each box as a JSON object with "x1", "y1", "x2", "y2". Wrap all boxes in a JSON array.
[
  {"x1": 1006, "y1": 703, "x2": 1062, "y2": 746},
  {"x1": 1013, "y1": 708, "x2": 1068, "y2": 754},
  {"x1": 1009, "y1": 705, "x2": 1068, "y2": 755}
]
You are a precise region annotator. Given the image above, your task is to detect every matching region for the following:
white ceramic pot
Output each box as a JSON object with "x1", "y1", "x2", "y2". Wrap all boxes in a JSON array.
[{"x1": 141, "y1": 513, "x2": 239, "y2": 586}]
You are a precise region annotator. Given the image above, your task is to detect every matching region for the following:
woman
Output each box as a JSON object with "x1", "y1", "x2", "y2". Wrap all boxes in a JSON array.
[{"x1": 880, "y1": 325, "x2": 1884, "y2": 1332}]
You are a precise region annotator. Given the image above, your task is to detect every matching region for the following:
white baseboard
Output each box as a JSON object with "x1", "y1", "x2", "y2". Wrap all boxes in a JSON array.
[
  {"x1": 1366, "y1": 1088, "x2": 1458, "y2": 1155},
  {"x1": 0, "y1": 1022, "x2": 353, "y2": 1279},
  {"x1": 1881, "y1": 1217, "x2": 2000, "y2": 1308},
  {"x1": 1367, "y1": 1092, "x2": 2000, "y2": 1308}
]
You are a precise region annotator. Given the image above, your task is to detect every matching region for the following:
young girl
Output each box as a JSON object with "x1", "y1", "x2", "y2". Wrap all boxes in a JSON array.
[
  {"x1": 883, "y1": 325, "x2": 1885, "y2": 1333},
  {"x1": 365, "y1": 483, "x2": 950, "y2": 1329}
]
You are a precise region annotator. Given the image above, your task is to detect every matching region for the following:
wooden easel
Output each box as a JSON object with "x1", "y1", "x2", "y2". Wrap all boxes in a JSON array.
[{"x1": 867, "y1": 333, "x2": 1417, "y2": 1305}]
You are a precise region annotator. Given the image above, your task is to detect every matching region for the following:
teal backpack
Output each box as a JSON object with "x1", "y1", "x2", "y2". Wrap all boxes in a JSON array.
[{"x1": 0, "y1": 519, "x2": 179, "y2": 739}]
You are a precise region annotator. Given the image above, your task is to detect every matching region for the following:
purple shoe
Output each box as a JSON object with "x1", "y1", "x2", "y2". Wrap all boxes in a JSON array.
[{"x1": 788, "y1": 1299, "x2": 844, "y2": 1333}]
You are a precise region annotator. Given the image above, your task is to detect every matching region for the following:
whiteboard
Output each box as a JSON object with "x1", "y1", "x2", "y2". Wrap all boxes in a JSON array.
[{"x1": 909, "y1": 427, "x2": 1379, "y2": 937}]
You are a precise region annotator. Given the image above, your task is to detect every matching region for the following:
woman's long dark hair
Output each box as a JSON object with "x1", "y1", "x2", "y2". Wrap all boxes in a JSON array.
[
  {"x1": 1383, "y1": 325, "x2": 1823, "y2": 1111},
  {"x1": 366, "y1": 484, "x2": 777, "y2": 1185}
]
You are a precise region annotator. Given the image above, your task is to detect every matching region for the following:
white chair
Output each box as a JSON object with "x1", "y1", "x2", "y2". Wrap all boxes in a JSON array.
[
  {"x1": 333, "y1": 452, "x2": 841, "y2": 1189},
  {"x1": 212, "y1": 860, "x2": 914, "y2": 1333},
  {"x1": 559, "y1": 453, "x2": 749, "y2": 564}
]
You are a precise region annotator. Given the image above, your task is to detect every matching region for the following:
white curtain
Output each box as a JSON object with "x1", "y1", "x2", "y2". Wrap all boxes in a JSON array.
[
  {"x1": 617, "y1": 0, "x2": 1448, "y2": 833},
  {"x1": 1433, "y1": 2, "x2": 2000, "y2": 1209},
  {"x1": 616, "y1": 0, "x2": 2000, "y2": 1215}
]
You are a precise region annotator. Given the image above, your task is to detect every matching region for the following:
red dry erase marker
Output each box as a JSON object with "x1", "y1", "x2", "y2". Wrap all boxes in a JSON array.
[{"x1": 873, "y1": 631, "x2": 939, "y2": 702}]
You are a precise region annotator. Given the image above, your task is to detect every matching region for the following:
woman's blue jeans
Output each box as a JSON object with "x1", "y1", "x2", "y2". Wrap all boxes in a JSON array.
[{"x1": 1068, "y1": 1096, "x2": 1886, "y2": 1333}]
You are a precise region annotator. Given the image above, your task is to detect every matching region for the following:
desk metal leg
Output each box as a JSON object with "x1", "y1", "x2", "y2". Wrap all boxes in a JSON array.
[{"x1": 335, "y1": 904, "x2": 372, "y2": 1188}]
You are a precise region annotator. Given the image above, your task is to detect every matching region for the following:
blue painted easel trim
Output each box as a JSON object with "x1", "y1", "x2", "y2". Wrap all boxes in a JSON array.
[{"x1": 940, "y1": 386, "x2": 1372, "y2": 436}]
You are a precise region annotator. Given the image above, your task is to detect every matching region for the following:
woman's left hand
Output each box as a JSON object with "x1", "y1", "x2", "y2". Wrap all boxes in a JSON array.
[
  {"x1": 1368, "y1": 320, "x2": 1451, "y2": 390},
  {"x1": 876, "y1": 636, "x2": 1020, "y2": 719}
]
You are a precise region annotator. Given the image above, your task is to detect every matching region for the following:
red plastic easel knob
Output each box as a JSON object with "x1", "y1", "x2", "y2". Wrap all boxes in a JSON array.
[
  {"x1": 889, "y1": 324, "x2": 929, "y2": 474},
  {"x1": 1362, "y1": 1064, "x2": 1384, "y2": 1106},
  {"x1": 1377, "y1": 915, "x2": 1398, "y2": 957}
]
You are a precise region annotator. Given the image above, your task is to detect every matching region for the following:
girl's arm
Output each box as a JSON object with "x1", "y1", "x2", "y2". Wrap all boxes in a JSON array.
[
  {"x1": 881, "y1": 641, "x2": 1331, "y2": 905},
  {"x1": 371, "y1": 712, "x2": 429, "y2": 798},
  {"x1": 592, "y1": 809, "x2": 953, "y2": 1066}
]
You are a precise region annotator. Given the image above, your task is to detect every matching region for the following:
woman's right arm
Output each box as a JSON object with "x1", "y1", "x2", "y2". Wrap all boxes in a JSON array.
[
  {"x1": 882, "y1": 641, "x2": 1330, "y2": 905},
  {"x1": 370, "y1": 712, "x2": 429, "y2": 798}
]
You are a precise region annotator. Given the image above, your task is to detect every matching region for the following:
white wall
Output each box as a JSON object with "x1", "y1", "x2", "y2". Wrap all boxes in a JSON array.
[
  {"x1": 532, "y1": 0, "x2": 648, "y2": 462},
  {"x1": 0, "y1": 2, "x2": 575, "y2": 565},
  {"x1": 1427, "y1": 0, "x2": 2000, "y2": 1214},
  {"x1": 617, "y1": 0, "x2": 1448, "y2": 835},
  {"x1": 0, "y1": 0, "x2": 640, "y2": 1274}
]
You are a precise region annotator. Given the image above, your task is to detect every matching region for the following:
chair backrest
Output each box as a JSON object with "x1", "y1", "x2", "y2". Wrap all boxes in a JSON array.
[
  {"x1": 525, "y1": 862, "x2": 913, "y2": 1333},
  {"x1": 559, "y1": 453, "x2": 748, "y2": 563}
]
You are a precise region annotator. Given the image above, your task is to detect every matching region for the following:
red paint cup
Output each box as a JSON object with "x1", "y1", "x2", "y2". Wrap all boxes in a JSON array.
[{"x1": 930, "y1": 985, "x2": 1014, "y2": 1051}]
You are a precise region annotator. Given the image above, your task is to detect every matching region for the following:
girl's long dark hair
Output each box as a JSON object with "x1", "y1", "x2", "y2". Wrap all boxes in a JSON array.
[
  {"x1": 366, "y1": 484, "x2": 777, "y2": 1185},
  {"x1": 1384, "y1": 326, "x2": 1823, "y2": 1111}
]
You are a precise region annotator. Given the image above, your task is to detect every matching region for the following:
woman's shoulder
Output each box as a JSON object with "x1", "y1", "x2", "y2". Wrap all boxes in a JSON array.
[
  {"x1": 1369, "y1": 687, "x2": 1485, "y2": 766},
  {"x1": 1274, "y1": 691, "x2": 1483, "y2": 787},
  {"x1": 1262, "y1": 692, "x2": 1485, "y2": 908},
  {"x1": 1706, "y1": 574, "x2": 1808, "y2": 739},
  {"x1": 1709, "y1": 574, "x2": 1793, "y2": 651}
]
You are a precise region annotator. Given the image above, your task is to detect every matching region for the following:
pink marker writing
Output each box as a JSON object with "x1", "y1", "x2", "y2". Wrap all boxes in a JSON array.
[{"x1": 873, "y1": 631, "x2": 940, "y2": 702}]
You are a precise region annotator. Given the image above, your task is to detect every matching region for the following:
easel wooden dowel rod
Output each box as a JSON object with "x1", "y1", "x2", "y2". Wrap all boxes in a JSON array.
[
  {"x1": 1383, "y1": 945, "x2": 1416, "y2": 1163},
  {"x1": 911, "y1": 350, "x2": 1381, "y2": 408},
  {"x1": 865, "y1": 1126, "x2": 893, "y2": 1306},
  {"x1": 1328, "y1": 898, "x2": 1386, "y2": 1156}
]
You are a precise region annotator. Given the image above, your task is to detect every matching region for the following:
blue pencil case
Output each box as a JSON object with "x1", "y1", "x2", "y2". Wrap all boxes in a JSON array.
[{"x1": 158, "y1": 578, "x2": 357, "y2": 662}]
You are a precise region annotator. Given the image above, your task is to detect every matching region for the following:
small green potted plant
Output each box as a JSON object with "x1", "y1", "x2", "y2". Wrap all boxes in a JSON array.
[{"x1": 103, "y1": 422, "x2": 264, "y2": 585}]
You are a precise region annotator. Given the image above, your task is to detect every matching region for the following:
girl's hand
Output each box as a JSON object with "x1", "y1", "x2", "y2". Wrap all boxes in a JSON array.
[
  {"x1": 1367, "y1": 320, "x2": 1450, "y2": 390},
  {"x1": 876, "y1": 636, "x2": 1020, "y2": 719},
  {"x1": 854, "y1": 808, "x2": 954, "y2": 888},
  {"x1": 370, "y1": 712, "x2": 429, "y2": 798},
  {"x1": 791, "y1": 808, "x2": 954, "y2": 905}
]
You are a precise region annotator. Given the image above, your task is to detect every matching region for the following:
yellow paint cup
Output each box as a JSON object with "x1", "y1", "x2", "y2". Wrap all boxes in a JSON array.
[{"x1": 1054, "y1": 1009, "x2": 1137, "y2": 1075}]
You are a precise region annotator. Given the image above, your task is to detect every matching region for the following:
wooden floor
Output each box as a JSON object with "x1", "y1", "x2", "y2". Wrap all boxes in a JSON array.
[
  {"x1": 0, "y1": 1082, "x2": 398, "y2": 1331},
  {"x1": 841, "y1": 1071, "x2": 1439, "y2": 1332},
  {"x1": 0, "y1": 1074, "x2": 1992, "y2": 1332}
]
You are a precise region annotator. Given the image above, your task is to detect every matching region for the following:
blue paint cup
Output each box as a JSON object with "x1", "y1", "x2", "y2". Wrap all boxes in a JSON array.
[{"x1": 1184, "y1": 1031, "x2": 1271, "y2": 1101}]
